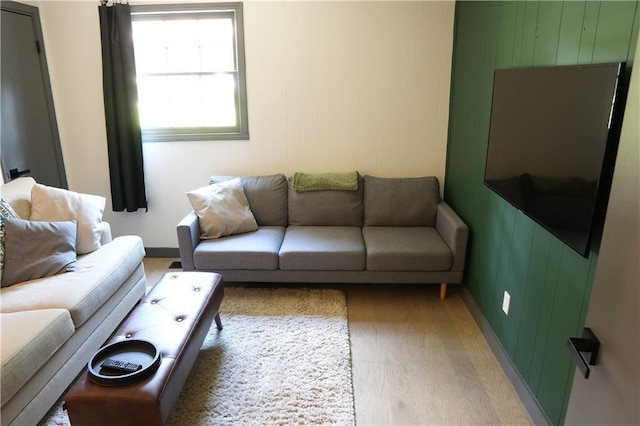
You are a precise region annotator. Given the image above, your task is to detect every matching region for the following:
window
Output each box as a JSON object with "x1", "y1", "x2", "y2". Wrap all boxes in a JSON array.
[{"x1": 131, "y1": 3, "x2": 248, "y2": 142}]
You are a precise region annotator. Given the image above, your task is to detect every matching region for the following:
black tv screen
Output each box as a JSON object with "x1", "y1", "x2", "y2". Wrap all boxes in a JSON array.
[{"x1": 484, "y1": 63, "x2": 627, "y2": 257}]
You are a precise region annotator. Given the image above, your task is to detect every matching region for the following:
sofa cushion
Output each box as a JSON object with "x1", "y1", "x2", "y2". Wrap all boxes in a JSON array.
[
  {"x1": 30, "y1": 183, "x2": 106, "y2": 255},
  {"x1": 210, "y1": 174, "x2": 288, "y2": 226},
  {"x1": 1, "y1": 217, "x2": 77, "y2": 288},
  {"x1": 363, "y1": 227, "x2": 452, "y2": 271},
  {"x1": 0, "y1": 236, "x2": 145, "y2": 328},
  {"x1": 188, "y1": 178, "x2": 258, "y2": 239},
  {"x1": 279, "y1": 226, "x2": 365, "y2": 270},
  {"x1": 0, "y1": 309, "x2": 75, "y2": 405},
  {"x1": 288, "y1": 177, "x2": 364, "y2": 226},
  {"x1": 363, "y1": 176, "x2": 440, "y2": 227},
  {"x1": 194, "y1": 226, "x2": 285, "y2": 270}
]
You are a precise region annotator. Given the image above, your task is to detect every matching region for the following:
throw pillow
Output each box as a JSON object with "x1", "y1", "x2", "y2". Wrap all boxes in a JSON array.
[
  {"x1": 0, "y1": 197, "x2": 19, "y2": 270},
  {"x1": 187, "y1": 178, "x2": 258, "y2": 239},
  {"x1": 209, "y1": 174, "x2": 288, "y2": 226},
  {"x1": 29, "y1": 184, "x2": 106, "y2": 255},
  {"x1": 1, "y1": 217, "x2": 77, "y2": 288}
]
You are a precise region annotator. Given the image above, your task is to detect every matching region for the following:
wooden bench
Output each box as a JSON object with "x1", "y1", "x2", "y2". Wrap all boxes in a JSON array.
[{"x1": 65, "y1": 272, "x2": 224, "y2": 425}]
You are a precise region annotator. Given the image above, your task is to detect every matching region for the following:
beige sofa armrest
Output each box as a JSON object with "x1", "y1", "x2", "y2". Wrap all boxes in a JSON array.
[
  {"x1": 176, "y1": 211, "x2": 200, "y2": 271},
  {"x1": 1, "y1": 177, "x2": 36, "y2": 218},
  {"x1": 98, "y1": 221, "x2": 112, "y2": 244},
  {"x1": 435, "y1": 202, "x2": 469, "y2": 273}
]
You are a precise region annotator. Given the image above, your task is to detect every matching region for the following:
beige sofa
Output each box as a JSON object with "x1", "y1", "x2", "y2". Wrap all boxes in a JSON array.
[{"x1": 0, "y1": 177, "x2": 147, "y2": 426}]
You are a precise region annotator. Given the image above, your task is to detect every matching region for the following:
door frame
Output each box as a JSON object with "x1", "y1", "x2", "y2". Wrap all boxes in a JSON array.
[
  {"x1": 1, "y1": 0, "x2": 67, "y2": 188},
  {"x1": 564, "y1": 31, "x2": 640, "y2": 426}
]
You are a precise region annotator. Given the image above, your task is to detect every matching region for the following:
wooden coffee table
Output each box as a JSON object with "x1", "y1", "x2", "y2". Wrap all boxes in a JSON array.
[{"x1": 65, "y1": 272, "x2": 224, "y2": 425}]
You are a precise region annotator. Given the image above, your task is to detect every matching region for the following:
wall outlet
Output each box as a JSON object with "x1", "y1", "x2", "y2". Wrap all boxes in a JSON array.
[{"x1": 502, "y1": 291, "x2": 511, "y2": 315}]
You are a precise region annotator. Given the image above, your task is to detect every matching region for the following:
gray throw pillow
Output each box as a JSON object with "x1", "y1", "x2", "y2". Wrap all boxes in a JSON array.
[
  {"x1": 1, "y1": 217, "x2": 77, "y2": 288},
  {"x1": 1, "y1": 197, "x2": 19, "y2": 270}
]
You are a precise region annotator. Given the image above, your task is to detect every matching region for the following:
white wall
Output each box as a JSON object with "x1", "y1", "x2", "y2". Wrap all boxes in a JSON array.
[{"x1": 37, "y1": 1, "x2": 454, "y2": 249}]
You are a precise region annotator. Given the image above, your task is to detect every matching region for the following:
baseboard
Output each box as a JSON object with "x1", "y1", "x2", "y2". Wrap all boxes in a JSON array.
[
  {"x1": 459, "y1": 286, "x2": 551, "y2": 426},
  {"x1": 144, "y1": 247, "x2": 180, "y2": 258}
]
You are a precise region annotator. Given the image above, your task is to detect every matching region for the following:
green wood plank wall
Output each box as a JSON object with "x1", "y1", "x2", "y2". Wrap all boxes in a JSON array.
[{"x1": 445, "y1": 1, "x2": 639, "y2": 424}]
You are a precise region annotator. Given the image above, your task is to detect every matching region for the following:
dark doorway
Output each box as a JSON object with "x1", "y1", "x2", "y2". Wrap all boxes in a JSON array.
[{"x1": 1, "y1": 1, "x2": 67, "y2": 188}]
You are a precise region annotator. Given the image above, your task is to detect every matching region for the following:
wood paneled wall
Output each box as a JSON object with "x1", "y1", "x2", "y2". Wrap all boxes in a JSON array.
[{"x1": 445, "y1": 2, "x2": 639, "y2": 424}]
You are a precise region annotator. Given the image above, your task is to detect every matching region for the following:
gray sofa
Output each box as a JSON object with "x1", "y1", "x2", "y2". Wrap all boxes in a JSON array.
[
  {"x1": 177, "y1": 174, "x2": 468, "y2": 298},
  {"x1": 0, "y1": 177, "x2": 147, "y2": 426}
]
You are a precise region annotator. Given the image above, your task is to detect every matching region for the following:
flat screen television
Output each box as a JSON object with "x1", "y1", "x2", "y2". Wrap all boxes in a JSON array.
[{"x1": 484, "y1": 62, "x2": 628, "y2": 258}]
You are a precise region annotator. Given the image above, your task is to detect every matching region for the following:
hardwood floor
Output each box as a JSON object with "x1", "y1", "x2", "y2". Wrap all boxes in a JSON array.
[
  {"x1": 144, "y1": 258, "x2": 532, "y2": 425},
  {"x1": 348, "y1": 286, "x2": 532, "y2": 425}
]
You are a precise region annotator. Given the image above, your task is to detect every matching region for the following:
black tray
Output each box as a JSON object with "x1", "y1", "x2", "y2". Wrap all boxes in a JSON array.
[{"x1": 87, "y1": 339, "x2": 161, "y2": 386}]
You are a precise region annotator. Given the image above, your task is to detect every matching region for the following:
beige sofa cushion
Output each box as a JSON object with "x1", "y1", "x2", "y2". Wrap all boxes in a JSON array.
[
  {"x1": 0, "y1": 236, "x2": 145, "y2": 327},
  {"x1": 0, "y1": 309, "x2": 74, "y2": 405}
]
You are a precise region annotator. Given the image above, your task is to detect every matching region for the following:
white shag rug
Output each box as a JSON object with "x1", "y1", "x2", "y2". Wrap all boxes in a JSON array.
[{"x1": 41, "y1": 287, "x2": 355, "y2": 426}]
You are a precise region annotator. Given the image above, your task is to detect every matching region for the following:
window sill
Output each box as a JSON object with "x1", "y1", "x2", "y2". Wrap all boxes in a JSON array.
[{"x1": 141, "y1": 131, "x2": 250, "y2": 143}]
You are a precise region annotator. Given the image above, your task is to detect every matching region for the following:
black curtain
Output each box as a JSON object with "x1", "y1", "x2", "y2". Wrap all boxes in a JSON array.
[{"x1": 99, "y1": 2, "x2": 147, "y2": 212}]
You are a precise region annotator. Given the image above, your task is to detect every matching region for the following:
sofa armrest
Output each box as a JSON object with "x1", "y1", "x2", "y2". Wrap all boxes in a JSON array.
[
  {"x1": 2, "y1": 176, "x2": 36, "y2": 219},
  {"x1": 435, "y1": 202, "x2": 469, "y2": 273},
  {"x1": 177, "y1": 211, "x2": 200, "y2": 271},
  {"x1": 98, "y1": 221, "x2": 112, "y2": 244}
]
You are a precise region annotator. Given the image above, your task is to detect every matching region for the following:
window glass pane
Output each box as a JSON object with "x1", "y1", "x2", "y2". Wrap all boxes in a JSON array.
[
  {"x1": 132, "y1": 21, "x2": 166, "y2": 48},
  {"x1": 131, "y1": 4, "x2": 248, "y2": 139},
  {"x1": 164, "y1": 20, "x2": 199, "y2": 47},
  {"x1": 167, "y1": 75, "x2": 200, "y2": 104},
  {"x1": 202, "y1": 74, "x2": 237, "y2": 126},
  {"x1": 137, "y1": 76, "x2": 169, "y2": 128},
  {"x1": 166, "y1": 46, "x2": 200, "y2": 73},
  {"x1": 198, "y1": 18, "x2": 233, "y2": 47},
  {"x1": 138, "y1": 74, "x2": 237, "y2": 128},
  {"x1": 200, "y1": 46, "x2": 235, "y2": 72},
  {"x1": 137, "y1": 75, "x2": 168, "y2": 104},
  {"x1": 134, "y1": 47, "x2": 167, "y2": 74},
  {"x1": 132, "y1": 21, "x2": 168, "y2": 73},
  {"x1": 201, "y1": 99, "x2": 237, "y2": 127},
  {"x1": 201, "y1": 74, "x2": 236, "y2": 102}
]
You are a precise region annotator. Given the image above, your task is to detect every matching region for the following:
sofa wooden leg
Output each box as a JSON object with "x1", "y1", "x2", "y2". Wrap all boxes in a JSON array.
[{"x1": 440, "y1": 283, "x2": 447, "y2": 300}]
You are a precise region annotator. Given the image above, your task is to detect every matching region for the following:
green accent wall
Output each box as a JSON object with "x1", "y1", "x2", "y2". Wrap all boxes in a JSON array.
[{"x1": 445, "y1": 2, "x2": 639, "y2": 424}]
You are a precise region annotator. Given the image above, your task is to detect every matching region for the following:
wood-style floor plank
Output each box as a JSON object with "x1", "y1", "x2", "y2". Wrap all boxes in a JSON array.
[{"x1": 144, "y1": 259, "x2": 532, "y2": 425}]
